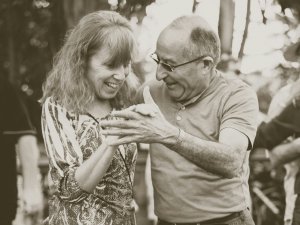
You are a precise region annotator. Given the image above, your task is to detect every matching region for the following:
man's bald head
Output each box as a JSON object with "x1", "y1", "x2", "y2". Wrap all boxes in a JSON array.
[{"x1": 160, "y1": 15, "x2": 221, "y2": 66}]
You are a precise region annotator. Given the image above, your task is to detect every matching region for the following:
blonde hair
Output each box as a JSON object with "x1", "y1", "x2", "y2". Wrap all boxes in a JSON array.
[{"x1": 41, "y1": 10, "x2": 138, "y2": 113}]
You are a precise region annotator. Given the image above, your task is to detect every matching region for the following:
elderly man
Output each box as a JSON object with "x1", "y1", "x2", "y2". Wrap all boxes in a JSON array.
[{"x1": 101, "y1": 15, "x2": 258, "y2": 225}]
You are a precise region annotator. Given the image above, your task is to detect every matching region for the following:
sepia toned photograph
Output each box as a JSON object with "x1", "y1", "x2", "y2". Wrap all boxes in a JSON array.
[{"x1": 0, "y1": 0, "x2": 300, "y2": 224}]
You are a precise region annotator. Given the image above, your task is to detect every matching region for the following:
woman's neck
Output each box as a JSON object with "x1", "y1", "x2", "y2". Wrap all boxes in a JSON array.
[{"x1": 86, "y1": 99, "x2": 112, "y2": 119}]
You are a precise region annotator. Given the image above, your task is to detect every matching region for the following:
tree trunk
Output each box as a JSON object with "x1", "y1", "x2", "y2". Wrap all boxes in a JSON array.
[
  {"x1": 238, "y1": 0, "x2": 251, "y2": 59},
  {"x1": 192, "y1": 0, "x2": 199, "y2": 13},
  {"x1": 49, "y1": 1, "x2": 67, "y2": 56},
  {"x1": 5, "y1": 1, "x2": 19, "y2": 85},
  {"x1": 218, "y1": 0, "x2": 235, "y2": 56}
]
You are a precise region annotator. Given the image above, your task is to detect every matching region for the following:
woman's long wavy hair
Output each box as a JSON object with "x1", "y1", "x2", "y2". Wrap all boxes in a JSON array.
[{"x1": 41, "y1": 10, "x2": 138, "y2": 113}]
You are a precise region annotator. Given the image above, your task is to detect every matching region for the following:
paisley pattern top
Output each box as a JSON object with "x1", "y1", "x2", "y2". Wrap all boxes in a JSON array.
[{"x1": 41, "y1": 97, "x2": 137, "y2": 225}]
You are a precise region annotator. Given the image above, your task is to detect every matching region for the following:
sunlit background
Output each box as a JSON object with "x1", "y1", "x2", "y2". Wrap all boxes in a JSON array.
[{"x1": 1, "y1": 0, "x2": 299, "y2": 224}]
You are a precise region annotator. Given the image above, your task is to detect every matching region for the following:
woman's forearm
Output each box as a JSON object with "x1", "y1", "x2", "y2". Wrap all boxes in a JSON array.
[{"x1": 75, "y1": 142, "x2": 118, "y2": 193}]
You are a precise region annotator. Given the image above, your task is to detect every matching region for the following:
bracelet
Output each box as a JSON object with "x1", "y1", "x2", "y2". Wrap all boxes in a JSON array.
[{"x1": 174, "y1": 128, "x2": 185, "y2": 147}]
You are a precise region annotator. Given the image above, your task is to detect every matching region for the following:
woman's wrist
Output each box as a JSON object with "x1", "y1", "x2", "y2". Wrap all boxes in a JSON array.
[{"x1": 102, "y1": 138, "x2": 119, "y2": 150}]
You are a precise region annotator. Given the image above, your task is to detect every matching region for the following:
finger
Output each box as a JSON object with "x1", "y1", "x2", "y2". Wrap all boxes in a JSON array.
[
  {"x1": 134, "y1": 104, "x2": 157, "y2": 117},
  {"x1": 126, "y1": 105, "x2": 137, "y2": 111},
  {"x1": 100, "y1": 120, "x2": 137, "y2": 129},
  {"x1": 124, "y1": 104, "x2": 155, "y2": 117},
  {"x1": 101, "y1": 129, "x2": 120, "y2": 135},
  {"x1": 102, "y1": 128, "x2": 139, "y2": 136},
  {"x1": 110, "y1": 110, "x2": 141, "y2": 120},
  {"x1": 108, "y1": 136, "x2": 139, "y2": 146},
  {"x1": 143, "y1": 86, "x2": 156, "y2": 105}
]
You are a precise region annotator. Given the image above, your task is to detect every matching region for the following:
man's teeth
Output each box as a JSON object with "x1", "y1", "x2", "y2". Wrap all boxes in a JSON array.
[{"x1": 107, "y1": 82, "x2": 118, "y2": 88}]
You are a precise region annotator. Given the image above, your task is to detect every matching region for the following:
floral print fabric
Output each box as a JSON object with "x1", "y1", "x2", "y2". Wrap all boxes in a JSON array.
[{"x1": 42, "y1": 97, "x2": 137, "y2": 225}]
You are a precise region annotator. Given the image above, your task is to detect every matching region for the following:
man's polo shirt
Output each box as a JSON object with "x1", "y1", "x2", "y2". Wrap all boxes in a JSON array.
[{"x1": 146, "y1": 71, "x2": 258, "y2": 223}]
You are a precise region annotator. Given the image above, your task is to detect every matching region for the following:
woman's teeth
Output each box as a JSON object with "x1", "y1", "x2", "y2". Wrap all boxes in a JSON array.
[{"x1": 107, "y1": 82, "x2": 118, "y2": 88}]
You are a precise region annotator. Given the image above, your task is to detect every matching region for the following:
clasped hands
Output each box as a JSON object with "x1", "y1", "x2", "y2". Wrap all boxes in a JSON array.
[{"x1": 100, "y1": 86, "x2": 176, "y2": 146}]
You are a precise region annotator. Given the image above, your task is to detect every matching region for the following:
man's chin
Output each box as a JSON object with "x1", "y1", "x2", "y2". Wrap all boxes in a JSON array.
[{"x1": 168, "y1": 92, "x2": 183, "y2": 102}]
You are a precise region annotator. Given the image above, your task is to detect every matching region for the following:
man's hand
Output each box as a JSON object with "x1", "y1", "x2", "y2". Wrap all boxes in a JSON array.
[{"x1": 100, "y1": 86, "x2": 178, "y2": 146}]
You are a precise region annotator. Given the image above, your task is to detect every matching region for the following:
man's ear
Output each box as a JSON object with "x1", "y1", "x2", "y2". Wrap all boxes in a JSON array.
[
  {"x1": 202, "y1": 56, "x2": 214, "y2": 67},
  {"x1": 202, "y1": 56, "x2": 214, "y2": 69}
]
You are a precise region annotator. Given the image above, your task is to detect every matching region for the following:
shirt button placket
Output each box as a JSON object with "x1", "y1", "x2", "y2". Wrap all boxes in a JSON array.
[{"x1": 176, "y1": 104, "x2": 185, "y2": 121}]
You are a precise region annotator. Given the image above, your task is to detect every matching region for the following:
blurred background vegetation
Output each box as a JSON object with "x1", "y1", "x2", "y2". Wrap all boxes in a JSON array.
[
  {"x1": 0, "y1": 0, "x2": 299, "y2": 133},
  {"x1": 1, "y1": 0, "x2": 299, "y2": 135},
  {"x1": 1, "y1": 1, "x2": 300, "y2": 224}
]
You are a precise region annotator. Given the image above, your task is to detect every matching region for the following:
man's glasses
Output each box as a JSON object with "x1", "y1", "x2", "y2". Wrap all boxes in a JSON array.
[{"x1": 150, "y1": 53, "x2": 206, "y2": 72}]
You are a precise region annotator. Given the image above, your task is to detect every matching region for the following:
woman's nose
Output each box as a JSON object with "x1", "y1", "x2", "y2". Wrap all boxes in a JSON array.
[{"x1": 112, "y1": 65, "x2": 129, "y2": 80}]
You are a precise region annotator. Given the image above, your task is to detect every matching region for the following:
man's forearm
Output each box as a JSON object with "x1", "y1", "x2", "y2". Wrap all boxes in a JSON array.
[{"x1": 163, "y1": 130, "x2": 244, "y2": 179}]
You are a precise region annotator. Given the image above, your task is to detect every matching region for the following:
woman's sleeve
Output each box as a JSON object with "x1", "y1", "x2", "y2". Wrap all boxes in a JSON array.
[{"x1": 41, "y1": 98, "x2": 89, "y2": 203}]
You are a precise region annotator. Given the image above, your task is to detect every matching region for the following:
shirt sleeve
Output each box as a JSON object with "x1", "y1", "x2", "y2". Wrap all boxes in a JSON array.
[
  {"x1": 253, "y1": 102, "x2": 300, "y2": 150},
  {"x1": 41, "y1": 98, "x2": 89, "y2": 203},
  {"x1": 220, "y1": 83, "x2": 259, "y2": 150}
]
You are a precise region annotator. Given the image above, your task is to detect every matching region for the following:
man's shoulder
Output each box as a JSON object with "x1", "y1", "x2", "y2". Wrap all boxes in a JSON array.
[
  {"x1": 215, "y1": 71, "x2": 256, "y2": 98},
  {"x1": 224, "y1": 75, "x2": 251, "y2": 90},
  {"x1": 215, "y1": 71, "x2": 249, "y2": 88}
]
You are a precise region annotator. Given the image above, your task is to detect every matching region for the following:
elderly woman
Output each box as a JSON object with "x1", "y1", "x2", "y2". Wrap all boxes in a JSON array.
[{"x1": 40, "y1": 11, "x2": 138, "y2": 225}]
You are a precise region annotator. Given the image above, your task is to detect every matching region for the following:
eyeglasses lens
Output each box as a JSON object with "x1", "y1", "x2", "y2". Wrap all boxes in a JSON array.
[
  {"x1": 161, "y1": 63, "x2": 172, "y2": 72},
  {"x1": 151, "y1": 53, "x2": 173, "y2": 72}
]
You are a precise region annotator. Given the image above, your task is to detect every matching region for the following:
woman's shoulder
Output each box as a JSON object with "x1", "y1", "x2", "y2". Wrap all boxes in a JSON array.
[
  {"x1": 42, "y1": 97, "x2": 79, "y2": 128},
  {"x1": 43, "y1": 97, "x2": 67, "y2": 111},
  {"x1": 43, "y1": 97, "x2": 75, "y2": 117}
]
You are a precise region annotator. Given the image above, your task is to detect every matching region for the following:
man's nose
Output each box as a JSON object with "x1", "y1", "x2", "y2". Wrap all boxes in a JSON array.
[{"x1": 156, "y1": 66, "x2": 168, "y2": 81}]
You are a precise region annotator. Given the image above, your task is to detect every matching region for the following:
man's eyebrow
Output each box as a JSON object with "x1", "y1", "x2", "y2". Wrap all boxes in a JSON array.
[{"x1": 156, "y1": 53, "x2": 177, "y2": 64}]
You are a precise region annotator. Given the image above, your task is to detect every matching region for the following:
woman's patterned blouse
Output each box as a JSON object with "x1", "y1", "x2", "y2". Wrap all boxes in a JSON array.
[{"x1": 41, "y1": 97, "x2": 137, "y2": 225}]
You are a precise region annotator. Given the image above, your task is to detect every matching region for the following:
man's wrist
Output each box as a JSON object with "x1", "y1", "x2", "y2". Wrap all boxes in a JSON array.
[{"x1": 170, "y1": 127, "x2": 185, "y2": 148}]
